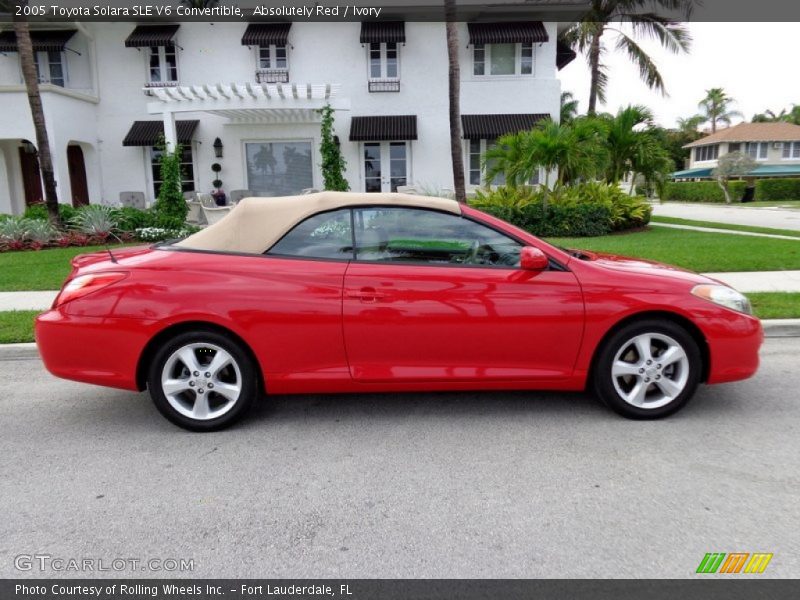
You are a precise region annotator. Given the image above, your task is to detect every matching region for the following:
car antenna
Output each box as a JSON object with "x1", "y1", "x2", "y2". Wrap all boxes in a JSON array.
[{"x1": 105, "y1": 245, "x2": 118, "y2": 263}]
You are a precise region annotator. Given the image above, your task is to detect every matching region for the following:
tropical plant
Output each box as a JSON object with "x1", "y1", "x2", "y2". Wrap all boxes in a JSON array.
[
  {"x1": 445, "y1": 0, "x2": 466, "y2": 203},
  {"x1": 675, "y1": 114, "x2": 705, "y2": 135},
  {"x1": 0, "y1": 216, "x2": 34, "y2": 249},
  {"x1": 25, "y1": 219, "x2": 56, "y2": 249},
  {"x1": 70, "y1": 205, "x2": 118, "y2": 239},
  {"x1": 698, "y1": 87, "x2": 742, "y2": 133},
  {"x1": 151, "y1": 140, "x2": 189, "y2": 228},
  {"x1": 752, "y1": 105, "x2": 800, "y2": 125},
  {"x1": 11, "y1": 0, "x2": 62, "y2": 226},
  {"x1": 317, "y1": 104, "x2": 349, "y2": 191},
  {"x1": 712, "y1": 151, "x2": 755, "y2": 204},
  {"x1": 562, "y1": 0, "x2": 693, "y2": 115},
  {"x1": 560, "y1": 91, "x2": 579, "y2": 123}
]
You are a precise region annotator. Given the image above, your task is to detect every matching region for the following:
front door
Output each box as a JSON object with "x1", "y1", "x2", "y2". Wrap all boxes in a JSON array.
[
  {"x1": 363, "y1": 141, "x2": 407, "y2": 192},
  {"x1": 342, "y1": 207, "x2": 585, "y2": 382},
  {"x1": 18, "y1": 147, "x2": 43, "y2": 206},
  {"x1": 67, "y1": 145, "x2": 89, "y2": 207}
]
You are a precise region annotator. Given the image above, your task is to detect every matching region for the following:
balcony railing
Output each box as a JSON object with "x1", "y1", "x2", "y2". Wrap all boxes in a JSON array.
[
  {"x1": 368, "y1": 79, "x2": 401, "y2": 93},
  {"x1": 256, "y1": 68, "x2": 290, "y2": 84}
]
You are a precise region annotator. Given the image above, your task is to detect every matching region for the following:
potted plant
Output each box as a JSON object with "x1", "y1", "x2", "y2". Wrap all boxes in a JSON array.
[{"x1": 210, "y1": 163, "x2": 226, "y2": 205}]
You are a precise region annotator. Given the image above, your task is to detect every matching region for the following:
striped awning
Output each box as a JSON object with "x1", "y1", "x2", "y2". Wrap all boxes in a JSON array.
[
  {"x1": 122, "y1": 120, "x2": 199, "y2": 146},
  {"x1": 467, "y1": 21, "x2": 548, "y2": 45},
  {"x1": 349, "y1": 115, "x2": 417, "y2": 141},
  {"x1": 461, "y1": 114, "x2": 548, "y2": 139},
  {"x1": 124, "y1": 25, "x2": 180, "y2": 48},
  {"x1": 359, "y1": 22, "x2": 406, "y2": 44},
  {"x1": 241, "y1": 23, "x2": 292, "y2": 46},
  {"x1": 556, "y1": 41, "x2": 577, "y2": 70},
  {"x1": 0, "y1": 30, "x2": 76, "y2": 53}
]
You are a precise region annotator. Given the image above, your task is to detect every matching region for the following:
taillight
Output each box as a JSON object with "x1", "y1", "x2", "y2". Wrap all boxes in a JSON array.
[{"x1": 54, "y1": 272, "x2": 128, "y2": 308}]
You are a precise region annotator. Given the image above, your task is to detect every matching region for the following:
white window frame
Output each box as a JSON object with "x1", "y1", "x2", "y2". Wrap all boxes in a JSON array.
[
  {"x1": 472, "y1": 42, "x2": 535, "y2": 78},
  {"x1": 146, "y1": 45, "x2": 178, "y2": 86},
  {"x1": 257, "y1": 44, "x2": 289, "y2": 70},
  {"x1": 22, "y1": 50, "x2": 68, "y2": 87},
  {"x1": 694, "y1": 144, "x2": 719, "y2": 163},
  {"x1": 360, "y1": 141, "x2": 411, "y2": 193},
  {"x1": 745, "y1": 142, "x2": 769, "y2": 161},
  {"x1": 147, "y1": 143, "x2": 196, "y2": 201},
  {"x1": 242, "y1": 137, "x2": 318, "y2": 196},
  {"x1": 366, "y1": 42, "x2": 400, "y2": 81},
  {"x1": 465, "y1": 138, "x2": 540, "y2": 187},
  {"x1": 781, "y1": 141, "x2": 800, "y2": 160}
]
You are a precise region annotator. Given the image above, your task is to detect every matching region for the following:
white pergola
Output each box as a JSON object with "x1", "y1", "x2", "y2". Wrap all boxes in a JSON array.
[{"x1": 145, "y1": 82, "x2": 348, "y2": 146}]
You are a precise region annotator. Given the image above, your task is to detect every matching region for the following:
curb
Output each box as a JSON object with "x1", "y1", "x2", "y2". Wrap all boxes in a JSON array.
[{"x1": 1, "y1": 320, "x2": 799, "y2": 360}]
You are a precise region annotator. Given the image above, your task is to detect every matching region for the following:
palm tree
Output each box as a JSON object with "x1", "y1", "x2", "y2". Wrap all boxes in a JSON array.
[
  {"x1": 603, "y1": 104, "x2": 662, "y2": 184},
  {"x1": 698, "y1": 88, "x2": 742, "y2": 133},
  {"x1": 560, "y1": 91, "x2": 579, "y2": 123},
  {"x1": 563, "y1": 0, "x2": 693, "y2": 115},
  {"x1": 444, "y1": 0, "x2": 466, "y2": 203},
  {"x1": 675, "y1": 114, "x2": 705, "y2": 135},
  {"x1": 11, "y1": 0, "x2": 61, "y2": 225},
  {"x1": 751, "y1": 109, "x2": 785, "y2": 123}
]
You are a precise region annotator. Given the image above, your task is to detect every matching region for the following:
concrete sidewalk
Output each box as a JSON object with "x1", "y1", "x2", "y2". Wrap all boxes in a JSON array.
[
  {"x1": 2, "y1": 270, "x2": 800, "y2": 313},
  {"x1": 653, "y1": 222, "x2": 800, "y2": 241},
  {"x1": 651, "y1": 202, "x2": 800, "y2": 231}
]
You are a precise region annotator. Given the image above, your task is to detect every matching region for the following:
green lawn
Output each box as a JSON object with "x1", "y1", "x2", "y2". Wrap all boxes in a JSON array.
[
  {"x1": 0, "y1": 310, "x2": 39, "y2": 344},
  {"x1": 546, "y1": 225, "x2": 800, "y2": 273},
  {"x1": 651, "y1": 216, "x2": 800, "y2": 238},
  {"x1": 0, "y1": 244, "x2": 137, "y2": 291}
]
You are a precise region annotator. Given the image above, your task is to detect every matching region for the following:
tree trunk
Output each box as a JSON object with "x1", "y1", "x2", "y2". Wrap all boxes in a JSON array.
[
  {"x1": 587, "y1": 30, "x2": 603, "y2": 116},
  {"x1": 13, "y1": 4, "x2": 62, "y2": 227},
  {"x1": 717, "y1": 178, "x2": 731, "y2": 204},
  {"x1": 445, "y1": 1, "x2": 466, "y2": 203}
]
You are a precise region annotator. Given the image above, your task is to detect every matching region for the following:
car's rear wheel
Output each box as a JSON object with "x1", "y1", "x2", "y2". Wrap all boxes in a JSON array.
[
  {"x1": 147, "y1": 331, "x2": 258, "y2": 431},
  {"x1": 593, "y1": 319, "x2": 702, "y2": 419}
]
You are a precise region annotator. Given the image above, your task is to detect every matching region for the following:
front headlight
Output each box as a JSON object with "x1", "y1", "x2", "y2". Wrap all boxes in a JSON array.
[{"x1": 691, "y1": 284, "x2": 752, "y2": 315}]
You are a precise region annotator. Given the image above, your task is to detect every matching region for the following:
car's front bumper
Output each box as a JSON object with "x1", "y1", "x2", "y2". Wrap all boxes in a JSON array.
[{"x1": 697, "y1": 312, "x2": 763, "y2": 384}]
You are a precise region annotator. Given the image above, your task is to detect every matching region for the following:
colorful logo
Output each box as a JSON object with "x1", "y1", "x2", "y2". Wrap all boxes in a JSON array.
[{"x1": 696, "y1": 552, "x2": 773, "y2": 574}]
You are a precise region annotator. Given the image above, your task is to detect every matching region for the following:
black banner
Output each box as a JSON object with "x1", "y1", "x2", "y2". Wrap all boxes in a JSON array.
[{"x1": 2, "y1": 580, "x2": 800, "y2": 600}]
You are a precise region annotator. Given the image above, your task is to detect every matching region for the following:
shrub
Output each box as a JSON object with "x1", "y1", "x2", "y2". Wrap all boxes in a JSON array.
[
  {"x1": 663, "y1": 180, "x2": 747, "y2": 203},
  {"x1": 755, "y1": 178, "x2": 800, "y2": 201},
  {"x1": 135, "y1": 226, "x2": 200, "y2": 242},
  {"x1": 114, "y1": 206, "x2": 157, "y2": 232},
  {"x1": 0, "y1": 217, "x2": 35, "y2": 250},
  {"x1": 152, "y1": 142, "x2": 189, "y2": 229},
  {"x1": 70, "y1": 205, "x2": 118, "y2": 240},
  {"x1": 471, "y1": 182, "x2": 649, "y2": 237},
  {"x1": 23, "y1": 202, "x2": 76, "y2": 223},
  {"x1": 25, "y1": 220, "x2": 57, "y2": 249}
]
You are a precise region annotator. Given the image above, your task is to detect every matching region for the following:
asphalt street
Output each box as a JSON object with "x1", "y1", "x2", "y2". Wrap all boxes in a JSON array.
[{"x1": 1, "y1": 339, "x2": 798, "y2": 579}]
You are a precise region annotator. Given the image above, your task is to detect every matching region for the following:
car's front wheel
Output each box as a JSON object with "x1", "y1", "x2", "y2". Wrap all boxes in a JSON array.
[
  {"x1": 147, "y1": 330, "x2": 258, "y2": 431},
  {"x1": 593, "y1": 319, "x2": 702, "y2": 419}
]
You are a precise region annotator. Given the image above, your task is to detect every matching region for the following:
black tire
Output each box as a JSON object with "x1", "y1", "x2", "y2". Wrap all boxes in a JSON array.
[
  {"x1": 592, "y1": 318, "x2": 702, "y2": 420},
  {"x1": 147, "y1": 330, "x2": 258, "y2": 431}
]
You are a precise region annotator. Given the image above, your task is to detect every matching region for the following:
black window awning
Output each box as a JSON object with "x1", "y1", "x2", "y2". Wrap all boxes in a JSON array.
[
  {"x1": 349, "y1": 115, "x2": 417, "y2": 141},
  {"x1": 241, "y1": 23, "x2": 292, "y2": 46},
  {"x1": 467, "y1": 21, "x2": 549, "y2": 45},
  {"x1": 0, "y1": 29, "x2": 77, "y2": 53},
  {"x1": 556, "y1": 41, "x2": 577, "y2": 70},
  {"x1": 122, "y1": 120, "x2": 199, "y2": 146},
  {"x1": 125, "y1": 25, "x2": 180, "y2": 48},
  {"x1": 461, "y1": 114, "x2": 548, "y2": 139},
  {"x1": 359, "y1": 21, "x2": 406, "y2": 44}
]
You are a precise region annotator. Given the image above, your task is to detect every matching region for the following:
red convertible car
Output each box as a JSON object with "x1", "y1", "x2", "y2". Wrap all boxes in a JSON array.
[{"x1": 36, "y1": 192, "x2": 762, "y2": 431}]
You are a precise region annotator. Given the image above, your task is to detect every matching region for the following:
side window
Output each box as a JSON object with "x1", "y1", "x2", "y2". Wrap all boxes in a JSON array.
[
  {"x1": 267, "y1": 209, "x2": 353, "y2": 260},
  {"x1": 353, "y1": 208, "x2": 522, "y2": 267}
]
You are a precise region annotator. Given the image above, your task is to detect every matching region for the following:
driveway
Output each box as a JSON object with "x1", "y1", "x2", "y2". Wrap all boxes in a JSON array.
[
  {"x1": 1, "y1": 340, "x2": 798, "y2": 578},
  {"x1": 652, "y1": 202, "x2": 800, "y2": 231}
]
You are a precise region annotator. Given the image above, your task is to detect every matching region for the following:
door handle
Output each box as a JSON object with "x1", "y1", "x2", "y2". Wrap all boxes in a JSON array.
[{"x1": 346, "y1": 287, "x2": 386, "y2": 303}]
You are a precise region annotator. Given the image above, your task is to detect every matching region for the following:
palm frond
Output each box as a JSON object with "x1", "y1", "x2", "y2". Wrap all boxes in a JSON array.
[{"x1": 615, "y1": 32, "x2": 666, "y2": 95}]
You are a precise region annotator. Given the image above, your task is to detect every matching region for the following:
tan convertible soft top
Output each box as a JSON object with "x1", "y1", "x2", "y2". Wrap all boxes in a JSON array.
[{"x1": 175, "y1": 191, "x2": 461, "y2": 254}]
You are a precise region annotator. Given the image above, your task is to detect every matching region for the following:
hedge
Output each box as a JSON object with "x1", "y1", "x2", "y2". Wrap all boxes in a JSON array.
[
  {"x1": 755, "y1": 178, "x2": 800, "y2": 201},
  {"x1": 663, "y1": 180, "x2": 748, "y2": 203}
]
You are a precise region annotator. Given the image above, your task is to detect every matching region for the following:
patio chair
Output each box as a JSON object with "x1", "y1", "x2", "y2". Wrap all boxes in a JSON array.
[
  {"x1": 186, "y1": 201, "x2": 204, "y2": 225},
  {"x1": 197, "y1": 193, "x2": 217, "y2": 208},
  {"x1": 119, "y1": 191, "x2": 146, "y2": 209},
  {"x1": 301, "y1": 188, "x2": 320, "y2": 195},
  {"x1": 396, "y1": 185, "x2": 417, "y2": 195},
  {"x1": 201, "y1": 203, "x2": 233, "y2": 225},
  {"x1": 229, "y1": 189, "x2": 253, "y2": 204}
]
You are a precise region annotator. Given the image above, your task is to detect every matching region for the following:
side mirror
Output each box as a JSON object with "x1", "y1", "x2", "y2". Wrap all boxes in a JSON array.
[{"x1": 520, "y1": 246, "x2": 549, "y2": 271}]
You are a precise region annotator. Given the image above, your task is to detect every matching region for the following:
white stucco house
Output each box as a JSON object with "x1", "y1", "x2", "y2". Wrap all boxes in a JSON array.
[{"x1": 0, "y1": 18, "x2": 578, "y2": 214}]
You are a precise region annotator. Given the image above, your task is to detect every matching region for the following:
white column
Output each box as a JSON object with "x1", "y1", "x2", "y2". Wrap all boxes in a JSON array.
[{"x1": 163, "y1": 111, "x2": 177, "y2": 149}]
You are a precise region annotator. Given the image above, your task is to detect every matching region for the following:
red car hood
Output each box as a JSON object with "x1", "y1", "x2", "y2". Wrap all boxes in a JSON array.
[{"x1": 573, "y1": 249, "x2": 726, "y2": 287}]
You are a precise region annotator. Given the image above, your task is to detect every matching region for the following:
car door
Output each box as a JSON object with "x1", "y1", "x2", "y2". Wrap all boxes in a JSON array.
[{"x1": 342, "y1": 207, "x2": 585, "y2": 383}]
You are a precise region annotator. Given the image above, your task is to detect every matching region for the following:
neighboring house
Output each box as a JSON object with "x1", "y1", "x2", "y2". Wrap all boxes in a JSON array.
[
  {"x1": 0, "y1": 18, "x2": 577, "y2": 214},
  {"x1": 674, "y1": 122, "x2": 800, "y2": 180}
]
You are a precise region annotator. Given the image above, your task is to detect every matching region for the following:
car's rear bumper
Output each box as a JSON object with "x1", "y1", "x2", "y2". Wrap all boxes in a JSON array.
[
  {"x1": 698, "y1": 313, "x2": 763, "y2": 384},
  {"x1": 35, "y1": 309, "x2": 154, "y2": 391}
]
